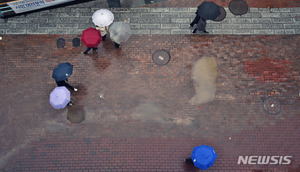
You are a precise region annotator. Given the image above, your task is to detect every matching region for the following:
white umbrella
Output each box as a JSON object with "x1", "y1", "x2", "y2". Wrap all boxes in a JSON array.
[
  {"x1": 50, "y1": 86, "x2": 70, "y2": 109},
  {"x1": 92, "y1": 9, "x2": 114, "y2": 27},
  {"x1": 109, "y1": 21, "x2": 131, "y2": 44}
]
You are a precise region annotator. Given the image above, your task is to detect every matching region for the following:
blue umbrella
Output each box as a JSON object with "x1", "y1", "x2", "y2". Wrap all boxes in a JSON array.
[
  {"x1": 197, "y1": 2, "x2": 220, "y2": 20},
  {"x1": 191, "y1": 145, "x2": 217, "y2": 170},
  {"x1": 50, "y1": 86, "x2": 70, "y2": 109},
  {"x1": 52, "y1": 62, "x2": 73, "y2": 81}
]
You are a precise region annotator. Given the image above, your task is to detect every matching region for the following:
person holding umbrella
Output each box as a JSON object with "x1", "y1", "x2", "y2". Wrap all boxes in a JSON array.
[
  {"x1": 190, "y1": 2, "x2": 220, "y2": 34},
  {"x1": 52, "y1": 62, "x2": 78, "y2": 92},
  {"x1": 109, "y1": 21, "x2": 131, "y2": 48},
  {"x1": 81, "y1": 27, "x2": 102, "y2": 54},
  {"x1": 49, "y1": 86, "x2": 71, "y2": 109},
  {"x1": 184, "y1": 145, "x2": 218, "y2": 170},
  {"x1": 92, "y1": 9, "x2": 114, "y2": 42}
]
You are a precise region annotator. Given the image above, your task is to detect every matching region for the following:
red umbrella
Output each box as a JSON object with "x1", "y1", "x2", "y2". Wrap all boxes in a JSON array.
[{"x1": 81, "y1": 27, "x2": 102, "y2": 47}]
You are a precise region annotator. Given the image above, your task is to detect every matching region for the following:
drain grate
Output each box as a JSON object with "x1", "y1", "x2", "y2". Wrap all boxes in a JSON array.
[
  {"x1": 228, "y1": 0, "x2": 248, "y2": 15},
  {"x1": 72, "y1": 38, "x2": 80, "y2": 47},
  {"x1": 262, "y1": 97, "x2": 282, "y2": 115},
  {"x1": 213, "y1": 6, "x2": 226, "y2": 22},
  {"x1": 56, "y1": 38, "x2": 65, "y2": 48},
  {"x1": 152, "y1": 50, "x2": 170, "y2": 66}
]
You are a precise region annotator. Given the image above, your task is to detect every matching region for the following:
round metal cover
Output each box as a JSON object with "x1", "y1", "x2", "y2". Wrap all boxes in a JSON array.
[
  {"x1": 152, "y1": 50, "x2": 170, "y2": 66},
  {"x1": 72, "y1": 38, "x2": 80, "y2": 47},
  {"x1": 262, "y1": 97, "x2": 282, "y2": 115},
  {"x1": 67, "y1": 106, "x2": 86, "y2": 124},
  {"x1": 228, "y1": 0, "x2": 248, "y2": 15},
  {"x1": 213, "y1": 6, "x2": 226, "y2": 22},
  {"x1": 56, "y1": 38, "x2": 65, "y2": 48}
]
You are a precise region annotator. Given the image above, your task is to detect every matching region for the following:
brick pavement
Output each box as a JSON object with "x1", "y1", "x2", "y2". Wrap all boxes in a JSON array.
[
  {"x1": 2, "y1": 116, "x2": 300, "y2": 172},
  {"x1": 0, "y1": 1, "x2": 300, "y2": 35},
  {"x1": 0, "y1": 34, "x2": 299, "y2": 171}
]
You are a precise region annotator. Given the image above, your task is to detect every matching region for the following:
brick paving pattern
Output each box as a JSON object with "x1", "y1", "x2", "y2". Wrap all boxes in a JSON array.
[
  {"x1": 0, "y1": 34, "x2": 299, "y2": 171},
  {"x1": 0, "y1": 0, "x2": 299, "y2": 171}
]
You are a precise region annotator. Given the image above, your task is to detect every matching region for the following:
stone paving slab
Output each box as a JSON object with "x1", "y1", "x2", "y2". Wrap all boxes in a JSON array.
[
  {"x1": 1, "y1": 7, "x2": 299, "y2": 35},
  {"x1": 141, "y1": 0, "x2": 300, "y2": 8}
]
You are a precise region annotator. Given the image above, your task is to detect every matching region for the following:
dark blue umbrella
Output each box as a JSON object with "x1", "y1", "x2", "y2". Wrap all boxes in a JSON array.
[
  {"x1": 52, "y1": 62, "x2": 73, "y2": 81},
  {"x1": 191, "y1": 145, "x2": 217, "y2": 170},
  {"x1": 197, "y1": 2, "x2": 220, "y2": 20}
]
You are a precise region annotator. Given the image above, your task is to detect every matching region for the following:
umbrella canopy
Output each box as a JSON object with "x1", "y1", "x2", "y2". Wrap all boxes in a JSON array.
[
  {"x1": 109, "y1": 21, "x2": 131, "y2": 44},
  {"x1": 81, "y1": 27, "x2": 102, "y2": 48},
  {"x1": 191, "y1": 145, "x2": 217, "y2": 170},
  {"x1": 52, "y1": 62, "x2": 73, "y2": 82},
  {"x1": 50, "y1": 86, "x2": 70, "y2": 109},
  {"x1": 197, "y1": 2, "x2": 220, "y2": 20},
  {"x1": 92, "y1": 9, "x2": 114, "y2": 27}
]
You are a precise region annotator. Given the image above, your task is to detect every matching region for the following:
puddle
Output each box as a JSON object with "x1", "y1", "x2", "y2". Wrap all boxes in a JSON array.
[
  {"x1": 190, "y1": 57, "x2": 218, "y2": 105},
  {"x1": 130, "y1": 101, "x2": 167, "y2": 123},
  {"x1": 67, "y1": 105, "x2": 86, "y2": 124}
]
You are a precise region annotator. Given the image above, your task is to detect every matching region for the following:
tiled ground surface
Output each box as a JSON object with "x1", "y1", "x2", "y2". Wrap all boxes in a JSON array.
[
  {"x1": 142, "y1": 0, "x2": 300, "y2": 8},
  {"x1": 0, "y1": 34, "x2": 299, "y2": 171}
]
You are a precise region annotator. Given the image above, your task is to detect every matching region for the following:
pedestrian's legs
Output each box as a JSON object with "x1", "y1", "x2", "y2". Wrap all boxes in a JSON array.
[
  {"x1": 83, "y1": 47, "x2": 92, "y2": 54},
  {"x1": 184, "y1": 158, "x2": 194, "y2": 164},
  {"x1": 192, "y1": 28, "x2": 197, "y2": 33},
  {"x1": 190, "y1": 15, "x2": 200, "y2": 27},
  {"x1": 64, "y1": 82, "x2": 75, "y2": 91},
  {"x1": 57, "y1": 80, "x2": 75, "y2": 91},
  {"x1": 113, "y1": 42, "x2": 120, "y2": 48},
  {"x1": 92, "y1": 47, "x2": 98, "y2": 51},
  {"x1": 102, "y1": 34, "x2": 107, "y2": 41}
]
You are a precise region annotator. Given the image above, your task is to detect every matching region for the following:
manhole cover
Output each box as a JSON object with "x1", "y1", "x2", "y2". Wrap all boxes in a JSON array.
[
  {"x1": 213, "y1": 6, "x2": 226, "y2": 22},
  {"x1": 72, "y1": 38, "x2": 80, "y2": 47},
  {"x1": 67, "y1": 105, "x2": 86, "y2": 124},
  {"x1": 56, "y1": 38, "x2": 65, "y2": 48},
  {"x1": 152, "y1": 50, "x2": 170, "y2": 66},
  {"x1": 228, "y1": 0, "x2": 248, "y2": 15},
  {"x1": 262, "y1": 97, "x2": 282, "y2": 115}
]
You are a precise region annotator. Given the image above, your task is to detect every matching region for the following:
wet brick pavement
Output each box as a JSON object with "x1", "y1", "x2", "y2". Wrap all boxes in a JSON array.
[
  {"x1": 0, "y1": 34, "x2": 299, "y2": 171},
  {"x1": 0, "y1": 0, "x2": 300, "y2": 171}
]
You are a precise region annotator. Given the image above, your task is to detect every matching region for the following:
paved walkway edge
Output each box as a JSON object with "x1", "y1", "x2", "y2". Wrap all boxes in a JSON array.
[{"x1": 0, "y1": 7, "x2": 299, "y2": 35}]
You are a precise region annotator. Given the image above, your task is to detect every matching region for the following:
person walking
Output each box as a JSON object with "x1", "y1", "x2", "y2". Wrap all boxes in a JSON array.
[
  {"x1": 109, "y1": 21, "x2": 131, "y2": 49},
  {"x1": 96, "y1": 25, "x2": 108, "y2": 41},
  {"x1": 56, "y1": 79, "x2": 78, "y2": 92},
  {"x1": 192, "y1": 17, "x2": 209, "y2": 34},
  {"x1": 81, "y1": 27, "x2": 102, "y2": 55},
  {"x1": 190, "y1": 10, "x2": 200, "y2": 28}
]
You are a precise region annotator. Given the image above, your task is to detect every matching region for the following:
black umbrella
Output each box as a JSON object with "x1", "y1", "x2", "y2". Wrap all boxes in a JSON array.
[
  {"x1": 197, "y1": 2, "x2": 220, "y2": 20},
  {"x1": 52, "y1": 62, "x2": 73, "y2": 81}
]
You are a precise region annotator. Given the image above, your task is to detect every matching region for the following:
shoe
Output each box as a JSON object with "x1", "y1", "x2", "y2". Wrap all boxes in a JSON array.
[
  {"x1": 68, "y1": 103, "x2": 73, "y2": 106},
  {"x1": 83, "y1": 52, "x2": 88, "y2": 54},
  {"x1": 74, "y1": 88, "x2": 78, "y2": 92},
  {"x1": 203, "y1": 30, "x2": 209, "y2": 33},
  {"x1": 192, "y1": 29, "x2": 197, "y2": 34}
]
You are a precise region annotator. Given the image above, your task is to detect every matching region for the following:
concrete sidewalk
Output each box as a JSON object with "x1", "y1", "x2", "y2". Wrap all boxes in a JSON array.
[{"x1": 1, "y1": 6, "x2": 299, "y2": 35}]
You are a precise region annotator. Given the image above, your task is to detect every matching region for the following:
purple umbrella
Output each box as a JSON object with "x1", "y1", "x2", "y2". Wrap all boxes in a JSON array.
[{"x1": 50, "y1": 86, "x2": 70, "y2": 109}]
